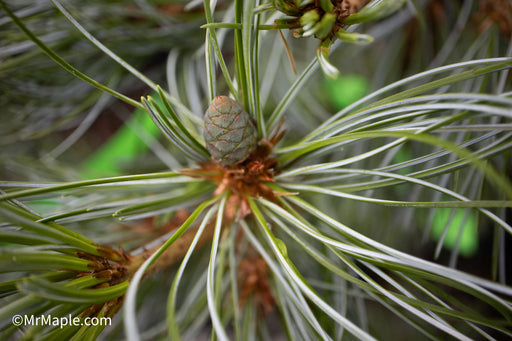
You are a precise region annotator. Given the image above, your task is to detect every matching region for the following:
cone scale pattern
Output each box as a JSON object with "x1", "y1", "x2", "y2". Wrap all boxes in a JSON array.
[{"x1": 204, "y1": 96, "x2": 257, "y2": 166}]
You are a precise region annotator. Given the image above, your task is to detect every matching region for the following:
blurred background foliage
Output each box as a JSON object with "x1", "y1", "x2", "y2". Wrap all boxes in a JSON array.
[
  {"x1": 1, "y1": 0, "x2": 206, "y2": 181},
  {"x1": 1, "y1": 0, "x2": 512, "y2": 339}
]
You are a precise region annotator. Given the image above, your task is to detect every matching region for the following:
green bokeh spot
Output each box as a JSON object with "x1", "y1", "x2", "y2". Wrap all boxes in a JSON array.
[
  {"x1": 81, "y1": 96, "x2": 161, "y2": 179},
  {"x1": 324, "y1": 74, "x2": 369, "y2": 109},
  {"x1": 392, "y1": 147, "x2": 413, "y2": 175},
  {"x1": 431, "y1": 208, "x2": 478, "y2": 257}
]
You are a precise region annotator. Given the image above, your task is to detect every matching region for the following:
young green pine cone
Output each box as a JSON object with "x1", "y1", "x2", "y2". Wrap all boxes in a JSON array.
[{"x1": 204, "y1": 96, "x2": 258, "y2": 166}]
